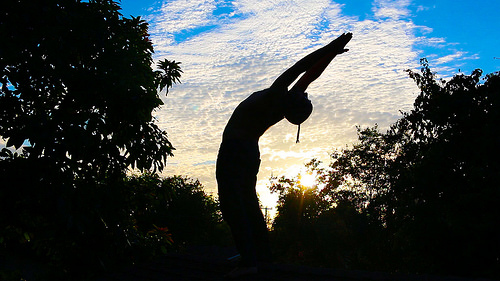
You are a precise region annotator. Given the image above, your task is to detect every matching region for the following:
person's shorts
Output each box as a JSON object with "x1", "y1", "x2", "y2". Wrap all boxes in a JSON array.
[{"x1": 216, "y1": 139, "x2": 260, "y2": 194}]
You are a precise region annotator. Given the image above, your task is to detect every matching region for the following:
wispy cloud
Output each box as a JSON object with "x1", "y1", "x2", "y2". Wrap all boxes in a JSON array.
[
  {"x1": 434, "y1": 51, "x2": 479, "y2": 65},
  {"x1": 147, "y1": 0, "x2": 467, "y2": 204},
  {"x1": 372, "y1": 0, "x2": 411, "y2": 19}
]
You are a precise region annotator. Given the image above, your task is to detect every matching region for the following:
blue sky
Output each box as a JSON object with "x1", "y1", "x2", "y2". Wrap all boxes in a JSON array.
[
  {"x1": 121, "y1": 0, "x2": 500, "y2": 74},
  {"x1": 410, "y1": 1, "x2": 499, "y2": 75},
  {"x1": 115, "y1": 0, "x2": 499, "y2": 209}
]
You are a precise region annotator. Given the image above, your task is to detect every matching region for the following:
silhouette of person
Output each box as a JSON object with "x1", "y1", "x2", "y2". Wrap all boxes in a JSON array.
[{"x1": 216, "y1": 33, "x2": 352, "y2": 277}]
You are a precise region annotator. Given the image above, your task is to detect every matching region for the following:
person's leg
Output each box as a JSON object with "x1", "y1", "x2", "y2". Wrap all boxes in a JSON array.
[
  {"x1": 216, "y1": 140, "x2": 261, "y2": 267},
  {"x1": 218, "y1": 190, "x2": 257, "y2": 266},
  {"x1": 243, "y1": 186, "x2": 272, "y2": 263},
  {"x1": 218, "y1": 207, "x2": 259, "y2": 278}
]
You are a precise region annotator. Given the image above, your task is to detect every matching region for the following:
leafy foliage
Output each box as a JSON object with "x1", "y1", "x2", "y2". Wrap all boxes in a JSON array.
[
  {"x1": 0, "y1": 165, "x2": 222, "y2": 278},
  {"x1": 270, "y1": 162, "x2": 384, "y2": 270},
  {"x1": 382, "y1": 60, "x2": 500, "y2": 275},
  {"x1": 0, "y1": 1, "x2": 194, "y2": 279},
  {"x1": 0, "y1": 0, "x2": 181, "y2": 175},
  {"x1": 270, "y1": 60, "x2": 500, "y2": 277},
  {"x1": 126, "y1": 174, "x2": 223, "y2": 246}
]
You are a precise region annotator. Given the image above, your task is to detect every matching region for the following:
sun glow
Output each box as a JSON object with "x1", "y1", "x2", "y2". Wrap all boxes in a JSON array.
[{"x1": 299, "y1": 172, "x2": 317, "y2": 188}]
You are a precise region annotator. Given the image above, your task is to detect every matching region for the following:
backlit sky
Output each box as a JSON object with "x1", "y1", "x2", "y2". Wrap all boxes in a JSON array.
[
  {"x1": 3, "y1": 1, "x2": 498, "y2": 210},
  {"x1": 117, "y1": 0, "x2": 500, "y2": 209}
]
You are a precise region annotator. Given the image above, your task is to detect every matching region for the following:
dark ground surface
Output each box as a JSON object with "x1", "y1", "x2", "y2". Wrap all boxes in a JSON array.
[
  {"x1": 2, "y1": 246, "x2": 497, "y2": 280},
  {"x1": 95, "y1": 247, "x2": 498, "y2": 281}
]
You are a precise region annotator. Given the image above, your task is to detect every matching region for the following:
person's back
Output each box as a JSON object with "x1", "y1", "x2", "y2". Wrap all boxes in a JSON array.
[{"x1": 222, "y1": 87, "x2": 286, "y2": 142}]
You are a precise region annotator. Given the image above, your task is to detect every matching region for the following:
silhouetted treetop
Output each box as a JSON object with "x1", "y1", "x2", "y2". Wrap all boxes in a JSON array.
[{"x1": 0, "y1": 0, "x2": 182, "y2": 175}]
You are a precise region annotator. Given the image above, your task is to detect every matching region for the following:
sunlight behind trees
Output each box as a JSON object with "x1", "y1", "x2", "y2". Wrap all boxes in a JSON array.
[{"x1": 298, "y1": 172, "x2": 317, "y2": 189}]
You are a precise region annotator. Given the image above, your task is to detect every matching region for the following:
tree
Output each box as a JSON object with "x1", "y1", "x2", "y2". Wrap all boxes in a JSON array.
[
  {"x1": 382, "y1": 60, "x2": 500, "y2": 275},
  {"x1": 270, "y1": 159, "x2": 386, "y2": 270},
  {"x1": 0, "y1": 0, "x2": 182, "y2": 176},
  {"x1": 126, "y1": 174, "x2": 224, "y2": 246},
  {"x1": 0, "y1": 1, "x2": 183, "y2": 278}
]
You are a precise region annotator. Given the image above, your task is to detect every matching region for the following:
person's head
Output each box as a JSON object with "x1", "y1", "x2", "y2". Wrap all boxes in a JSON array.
[{"x1": 284, "y1": 90, "x2": 313, "y2": 125}]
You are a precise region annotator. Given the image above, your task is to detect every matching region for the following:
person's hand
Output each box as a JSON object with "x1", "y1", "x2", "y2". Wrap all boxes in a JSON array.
[
  {"x1": 337, "y1": 32, "x2": 353, "y2": 44},
  {"x1": 329, "y1": 32, "x2": 352, "y2": 54}
]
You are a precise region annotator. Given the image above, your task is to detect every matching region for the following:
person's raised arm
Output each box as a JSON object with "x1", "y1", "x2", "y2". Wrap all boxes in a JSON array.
[
  {"x1": 290, "y1": 47, "x2": 348, "y2": 92},
  {"x1": 271, "y1": 33, "x2": 352, "y2": 90}
]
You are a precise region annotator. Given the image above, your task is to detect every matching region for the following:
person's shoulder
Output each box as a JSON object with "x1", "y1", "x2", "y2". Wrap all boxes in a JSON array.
[
  {"x1": 240, "y1": 87, "x2": 286, "y2": 108},
  {"x1": 248, "y1": 87, "x2": 284, "y2": 99},
  {"x1": 268, "y1": 85, "x2": 288, "y2": 93},
  {"x1": 264, "y1": 86, "x2": 288, "y2": 99}
]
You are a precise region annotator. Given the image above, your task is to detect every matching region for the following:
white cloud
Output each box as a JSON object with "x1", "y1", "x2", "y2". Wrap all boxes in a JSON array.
[
  {"x1": 148, "y1": 0, "x2": 217, "y2": 44},
  {"x1": 148, "y1": 0, "x2": 450, "y2": 208},
  {"x1": 372, "y1": 0, "x2": 411, "y2": 19},
  {"x1": 417, "y1": 36, "x2": 446, "y2": 47},
  {"x1": 431, "y1": 51, "x2": 479, "y2": 67},
  {"x1": 434, "y1": 51, "x2": 467, "y2": 65},
  {"x1": 416, "y1": 5, "x2": 430, "y2": 12}
]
